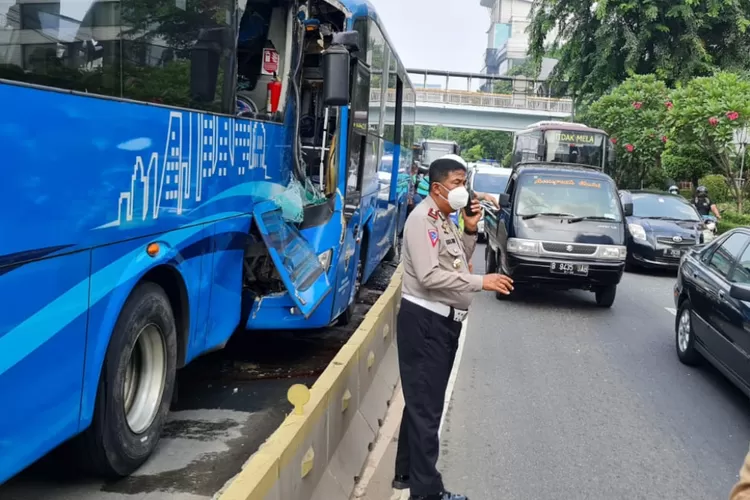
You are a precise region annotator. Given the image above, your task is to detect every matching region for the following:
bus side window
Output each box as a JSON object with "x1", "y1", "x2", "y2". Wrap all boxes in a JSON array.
[
  {"x1": 0, "y1": 0, "x2": 122, "y2": 98},
  {"x1": 122, "y1": 0, "x2": 238, "y2": 113}
]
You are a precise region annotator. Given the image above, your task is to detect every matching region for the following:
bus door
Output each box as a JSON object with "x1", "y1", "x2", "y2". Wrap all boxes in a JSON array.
[
  {"x1": 251, "y1": 200, "x2": 333, "y2": 318},
  {"x1": 331, "y1": 40, "x2": 370, "y2": 319}
]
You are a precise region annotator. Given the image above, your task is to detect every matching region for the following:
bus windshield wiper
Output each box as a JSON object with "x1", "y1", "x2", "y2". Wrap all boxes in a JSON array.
[
  {"x1": 567, "y1": 215, "x2": 618, "y2": 223},
  {"x1": 520, "y1": 212, "x2": 574, "y2": 220}
]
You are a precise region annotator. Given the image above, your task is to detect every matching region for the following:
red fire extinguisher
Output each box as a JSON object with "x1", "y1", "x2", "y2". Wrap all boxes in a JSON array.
[{"x1": 267, "y1": 72, "x2": 281, "y2": 114}]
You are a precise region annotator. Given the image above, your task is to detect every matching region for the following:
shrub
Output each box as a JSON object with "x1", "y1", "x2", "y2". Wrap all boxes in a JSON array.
[{"x1": 697, "y1": 174, "x2": 730, "y2": 204}]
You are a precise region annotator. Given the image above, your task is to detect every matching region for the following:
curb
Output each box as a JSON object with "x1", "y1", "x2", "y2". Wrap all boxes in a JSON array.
[{"x1": 214, "y1": 265, "x2": 404, "y2": 500}]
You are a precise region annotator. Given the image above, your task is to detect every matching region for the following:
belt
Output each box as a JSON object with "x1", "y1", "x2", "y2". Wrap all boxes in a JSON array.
[{"x1": 402, "y1": 294, "x2": 468, "y2": 323}]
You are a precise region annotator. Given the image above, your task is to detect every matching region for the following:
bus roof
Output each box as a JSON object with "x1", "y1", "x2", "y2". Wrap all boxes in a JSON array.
[{"x1": 519, "y1": 122, "x2": 608, "y2": 136}]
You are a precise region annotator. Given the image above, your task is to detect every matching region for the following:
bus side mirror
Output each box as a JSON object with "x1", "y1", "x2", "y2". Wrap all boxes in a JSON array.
[
  {"x1": 323, "y1": 31, "x2": 359, "y2": 106},
  {"x1": 190, "y1": 28, "x2": 226, "y2": 103},
  {"x1": 498, "y1": 193, "x2": 511, "y2": 208},
  {"x1": 537, "y1": 143, "x2": 546, "y2": 160},
  {"x1": 607, "y1": 143, "x2": 616, "y2": 166}
]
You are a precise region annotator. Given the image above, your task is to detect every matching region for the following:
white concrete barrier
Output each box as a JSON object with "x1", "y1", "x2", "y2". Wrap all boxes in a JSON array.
[{"x1": 215, "y1": 266, "x2": 403, "y2": 500}]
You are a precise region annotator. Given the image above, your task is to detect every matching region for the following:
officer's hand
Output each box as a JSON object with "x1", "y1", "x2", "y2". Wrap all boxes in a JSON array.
[
  {"x1": 482, "y1": 273, "x2": 514, "y2": 295},
  {"x1": 462, "y1": 199, "x2": 483, "y2": 231}
]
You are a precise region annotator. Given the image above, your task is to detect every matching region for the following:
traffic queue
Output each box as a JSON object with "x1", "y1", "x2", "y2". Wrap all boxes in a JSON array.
[{"x1": 405, "y1": 119, "x2": 750, "y2": 499}]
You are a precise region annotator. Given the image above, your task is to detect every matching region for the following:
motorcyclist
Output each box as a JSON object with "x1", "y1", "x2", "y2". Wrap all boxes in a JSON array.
[
  {"x1": 668, "y1": 185, "x2": 680, "y2": 196},
  {"x1": 693, "y1": 186, "x2": 721, "y2": 220}
]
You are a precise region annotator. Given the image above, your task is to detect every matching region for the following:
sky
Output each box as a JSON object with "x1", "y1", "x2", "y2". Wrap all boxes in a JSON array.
[{"x1": 372, "y1": 0, "x2": 489, "y2": 77}]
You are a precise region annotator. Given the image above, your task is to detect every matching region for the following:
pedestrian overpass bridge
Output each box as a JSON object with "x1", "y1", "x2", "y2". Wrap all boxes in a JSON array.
[{"x1": 371, "y1": 69, "x2": 575, "y2": 132}]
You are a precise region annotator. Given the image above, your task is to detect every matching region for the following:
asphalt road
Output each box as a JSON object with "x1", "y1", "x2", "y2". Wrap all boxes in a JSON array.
[
  {"x1": 439, "y1": 246, "x2": 750, "y2": 500},
  {"x1": 0, "y1": 263, "x2": 398, "y2": 500}
]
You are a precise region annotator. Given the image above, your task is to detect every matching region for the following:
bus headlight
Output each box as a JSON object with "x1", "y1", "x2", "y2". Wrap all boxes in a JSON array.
[
  {"x1": 596, "y1": 245, "x2": 627, "y2": 260},
  {"x1": 507, "y1": 238, "x2": 540, "y2": 257},
  {"x1": 318, "y1": 249, "x2": 333, "y2": 271}
]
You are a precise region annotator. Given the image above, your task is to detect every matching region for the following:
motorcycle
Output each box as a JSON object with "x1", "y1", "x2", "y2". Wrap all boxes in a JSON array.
[{"x1": 702, "y1": 215, "x2": 717, "y2": 243}]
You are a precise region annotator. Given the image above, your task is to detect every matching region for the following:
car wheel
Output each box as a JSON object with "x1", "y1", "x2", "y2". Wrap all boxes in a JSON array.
[
  {"x1": 675, "y1": 301, "x2": 701, "y2": 366},
  {"x1": 485, "y1": 245, "x2": 498, "y2": 274},
  {"x1": 625, "y1": 259, "x2": 637, "y2": 273},
  {"x1": 594, "y1": 285, "x2": 616, "y2": 307},
  {"x1": 77, "y1": 282, "x2": 177, "y2": 477}
]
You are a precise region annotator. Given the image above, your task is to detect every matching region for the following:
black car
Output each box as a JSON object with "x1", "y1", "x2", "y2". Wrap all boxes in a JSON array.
[
  {"x1": 619, "y1": 190, "x2": 704, "y2": 269},
  {"x1": 484, "y1": 164, "x2": 628, "y2": 307},
  {"x1": 673, "y1": 228, "x2": 750, "y2": 396}
]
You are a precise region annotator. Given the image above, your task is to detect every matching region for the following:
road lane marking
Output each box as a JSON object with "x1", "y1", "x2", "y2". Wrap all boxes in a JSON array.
[
  {"x1": 439, "y1": 319, "x2": 467, "y2": 437},
  {"x1": 665, "y1": 307, "x2": 677, "y2": 316}
]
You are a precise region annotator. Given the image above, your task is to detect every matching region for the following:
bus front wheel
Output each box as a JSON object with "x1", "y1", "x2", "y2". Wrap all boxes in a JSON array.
[{"x1": 80, "y1": 282, "x2": 178, "y2": 477}]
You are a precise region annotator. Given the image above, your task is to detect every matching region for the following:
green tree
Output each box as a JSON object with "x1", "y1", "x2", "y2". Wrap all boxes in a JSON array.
[
  {"x1": 661, "y1": 140, "x2": 713, "y2": 192},
  {"x1": 666, "y1": 72, "x2": 750, "y2": 211},
  {"x1": 414, "y1": 126, "x2": 514, "y2": 163},
  {"x1": 528, "y1": 0, "x2": 750, "y2": 101},
  {"x1": 586, "y1": 75, "x2": 670, "y2": 187},
  {"x1": 492, "y1": 59, "x2": 541, "y2": 94},
  {"x1": 463, "y1": 144, "x2": 484, "y2": 162},
  {"x1": 457, "y1": 129, "x2": 513, "y2": 161}
]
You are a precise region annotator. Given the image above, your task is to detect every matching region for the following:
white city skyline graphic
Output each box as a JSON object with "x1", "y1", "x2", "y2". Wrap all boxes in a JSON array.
[{"x1": 109, "y1": 111, "x2": 271, "y2": 227}]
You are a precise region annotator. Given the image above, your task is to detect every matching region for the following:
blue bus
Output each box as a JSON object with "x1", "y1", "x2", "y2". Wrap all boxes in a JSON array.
[{"x1": 0, "y1": 0, "x2": 414, "y2": 484}]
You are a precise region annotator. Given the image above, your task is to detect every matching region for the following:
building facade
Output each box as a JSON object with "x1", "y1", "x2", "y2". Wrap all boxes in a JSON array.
[{"x1": 480, "y1": 0, "x2": 533, "y2": 76}]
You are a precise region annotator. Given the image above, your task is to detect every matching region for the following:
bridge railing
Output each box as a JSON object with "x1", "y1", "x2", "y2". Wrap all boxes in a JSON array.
[{"x1": 370, "y1": 88, "x2": 574, "y2": 114}]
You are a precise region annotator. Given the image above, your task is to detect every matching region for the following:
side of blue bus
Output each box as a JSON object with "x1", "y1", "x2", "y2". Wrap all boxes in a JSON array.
[{"x1": 0, "y1": 0, "x2": 414, "y2": 485}]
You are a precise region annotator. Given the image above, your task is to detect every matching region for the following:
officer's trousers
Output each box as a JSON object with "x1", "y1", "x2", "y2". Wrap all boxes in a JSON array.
[{"x1": 394, "y1": 299, "x2": 462, "y2": 497}]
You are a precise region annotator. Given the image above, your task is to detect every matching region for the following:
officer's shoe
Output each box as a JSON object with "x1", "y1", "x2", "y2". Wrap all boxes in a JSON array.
[
  {"x1": 409, "y1": 492, "x2": 468, "y2": 500},
  {"x1": 392, "y1": 475, "x2": 409, "y2": 489}
]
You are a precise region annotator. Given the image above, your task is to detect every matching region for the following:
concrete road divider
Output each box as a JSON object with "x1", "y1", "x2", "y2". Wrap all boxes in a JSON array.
[{"x1": 216, "y1": 265, "x2": 403, "y2": 500}]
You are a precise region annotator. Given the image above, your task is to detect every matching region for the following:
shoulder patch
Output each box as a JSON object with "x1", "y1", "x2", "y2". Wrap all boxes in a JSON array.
[
  {"x1": 427, "y1": 208, "x2": 439, "y2": 220},
  {"x1": 428, "y1": 228, "x2": 439, "y2": 247}
]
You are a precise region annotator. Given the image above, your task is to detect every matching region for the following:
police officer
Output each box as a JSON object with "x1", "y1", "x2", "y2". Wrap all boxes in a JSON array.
[
  {"x1": 693, "y1": 185, "x2": 721, "y2": 219},
  {"x1": 392, "y1": 154, "x2": 514, "y2": 500}
]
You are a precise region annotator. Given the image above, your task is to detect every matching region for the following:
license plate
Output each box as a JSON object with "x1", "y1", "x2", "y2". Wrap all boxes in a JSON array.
[
  {"x1": 550, "y1": 262, "x2": 589, "y2": 276},
  {"x1": 664, "y1": 248, "x2": 682, "y2": 258}
]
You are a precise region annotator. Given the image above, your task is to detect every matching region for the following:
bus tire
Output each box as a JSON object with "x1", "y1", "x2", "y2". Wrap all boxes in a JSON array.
[
  {"x1": 384, "y1": 222, "x2": 400, "y2": 262},
  {"x1": 80, "y1": 282, "x2": 178, "y2": 478},
  {"x1": 338, "y1": 260, "x2": 364, "y2": 326}
]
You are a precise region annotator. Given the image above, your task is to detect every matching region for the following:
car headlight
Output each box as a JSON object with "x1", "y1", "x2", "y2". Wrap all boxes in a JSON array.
[
  {"x1": 628, "y1": 223, "x2": 647, "y2": 241},
  {"x1": 596, "y1": 245, "x2": 627, "y2": 260},
  {"x1": 507, "y1": 238, "x2": 540, "y2": 257},
  {"x1": 318, "y1": 249, "x2": 333, "y2": 271}
]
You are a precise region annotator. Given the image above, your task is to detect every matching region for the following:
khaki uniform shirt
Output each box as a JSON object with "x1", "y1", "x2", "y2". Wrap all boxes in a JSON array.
[
  {"x1": 731, "y1": 447, "x2": 750, "y2": 500},
  {"x1": 402, "y1": 195, "x2": 483, "y2": 311}
]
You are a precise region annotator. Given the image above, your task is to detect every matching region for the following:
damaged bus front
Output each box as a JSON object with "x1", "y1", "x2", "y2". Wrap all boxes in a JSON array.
[{"x1": 0, "y1": 0, "x2": 414, "y2": 485}]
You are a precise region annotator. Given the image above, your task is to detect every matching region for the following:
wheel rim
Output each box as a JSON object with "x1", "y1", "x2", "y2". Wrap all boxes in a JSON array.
[
  {"x1": 123, "y1": 324, "x2": 167, "y2": 434},
  {"x1": 677, "y1": 308, "x2": 691, "y2": 353}
]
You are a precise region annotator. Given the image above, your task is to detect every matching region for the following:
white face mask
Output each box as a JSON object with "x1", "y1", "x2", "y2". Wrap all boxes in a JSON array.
[{"x1": 437, "y1": 184, "x2": 470, "y2": 211}]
